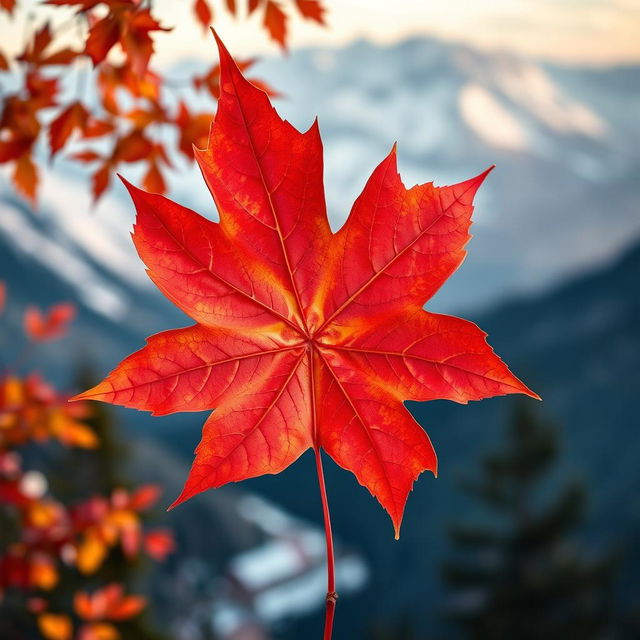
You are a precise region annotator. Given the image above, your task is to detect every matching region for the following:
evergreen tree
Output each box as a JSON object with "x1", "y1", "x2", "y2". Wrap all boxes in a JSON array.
[
  {"x1": 443, "y1": 404, "x2": 618, "y2": 640},
  {"x1": 368, "y1": 617, "x2": 417, "y2": 640}
]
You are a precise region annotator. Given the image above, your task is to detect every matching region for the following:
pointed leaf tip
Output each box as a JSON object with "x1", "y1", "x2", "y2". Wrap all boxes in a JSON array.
[
  {"x1": 210, "y1": 28, "x2": 234, "y2": 69},
  {"x1": 117, "y1": 173, "x2": 131, "y2": 189},
  {"x1": 474, "y1": 164, "x2": 495, "y2": 187}
]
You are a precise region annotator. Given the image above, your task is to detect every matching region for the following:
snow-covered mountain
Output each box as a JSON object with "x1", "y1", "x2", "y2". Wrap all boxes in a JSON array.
[
  {"x1": 2, "y1": 36, "x2": 639, "y2": 333},
  {"x1": 254, "y1": 38, "x2": 640, "y2": 312}
]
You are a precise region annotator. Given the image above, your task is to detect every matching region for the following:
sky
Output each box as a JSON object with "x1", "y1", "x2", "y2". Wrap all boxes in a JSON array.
[
  {"x1": 1, "y1": 0, "x2": 639, "y2": 66},
  {"x1": 150, "y1": 0, "x2": 640, "y2": 66}
]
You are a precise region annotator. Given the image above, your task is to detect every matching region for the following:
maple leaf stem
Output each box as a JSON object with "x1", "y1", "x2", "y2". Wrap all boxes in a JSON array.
[{"x1": 314, "y1": 445, "x2": 337, "y2": 640}]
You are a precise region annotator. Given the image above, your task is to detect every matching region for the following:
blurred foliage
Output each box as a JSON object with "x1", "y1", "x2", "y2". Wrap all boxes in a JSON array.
[
  {"x1": 0, "y1": 0, "x2": 326, "y2": 204},
  {"x1": 0, "y1": 282, "x2": 174, "y2": 640}
]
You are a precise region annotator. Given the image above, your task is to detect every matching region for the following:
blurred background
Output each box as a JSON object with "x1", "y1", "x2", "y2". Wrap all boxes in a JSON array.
[{"x1": 1, "y1": 1, "x2": 639, "y2": 638}]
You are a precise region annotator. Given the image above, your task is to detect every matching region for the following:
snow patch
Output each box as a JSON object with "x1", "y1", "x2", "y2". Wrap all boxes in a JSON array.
[
  {"x1": 0, "y1": 201, "x2": 127, "y2": 319},
  {"x1": 496, "y1": 64, "x2": 607, "y2": 139},
  {"x1": 459, "y1": 84, "x2": 529, "y2": 151},
  {"x1": 38, "y1": 171, "x2": 150, "y2": 290}
]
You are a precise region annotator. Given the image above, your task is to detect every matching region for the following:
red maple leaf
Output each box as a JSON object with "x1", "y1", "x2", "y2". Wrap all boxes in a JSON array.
[
  {"x1": 263, "y1": 0, "x2": 288, "y2": 49},
  {"x1": 24, "y1": 302, "x2": 76, "y2": 342},
  {"x1": 295, "y1": 0, "x2": 326, "y2": 24},
  {"x1": 75, "y1": 33, "x2": 537, "y2": 536},
  {"x1": 48, "y1": 101, "x2": 89, "y2": 156},
  {"x1": 193, "y1": 0, "x2": 213, "y2": 31}
]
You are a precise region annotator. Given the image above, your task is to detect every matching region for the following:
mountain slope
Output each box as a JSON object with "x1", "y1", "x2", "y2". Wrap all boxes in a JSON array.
[
  {"x1": 2, "y1": 36, "x2": 639, "y2": 320},
  {"x1": 239, "y1": 239, "x2": 640, "y2": 638},
  {"x1": 254, "y1": 38, "x2": 640, "y2": 312}
]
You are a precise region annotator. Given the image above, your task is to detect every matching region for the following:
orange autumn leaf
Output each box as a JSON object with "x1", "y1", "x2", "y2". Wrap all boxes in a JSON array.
[
  {"x1": 92, "y1": 163, "x2": 112, "y2": 202},
  {"x1": 82, "y1": 118, "x2": 114, "y2": 139},
  {"x1": 49, "y1": 102, "x2": 89, "y2": 156},
  {"x1": 38, "y1": 613, "x2": 73, "y2": 640},
  {"x1": 26, "y1": 500, "x2": 64, "y2": 529},
  {"x1": 74, "y1": 583, "x2": 146, "y2": 622},
  {"x1": 78, "y1": 623, "x2": 119, "y2": 640},
  {"x1": 264, "y1": 0, "x2": 288, "y2": 49},
  {"x1": 50, "y1": 411, "x2": 99, "y2": 448},
  {"x1": 75, "y1": 33, "x2": 538, "y2": 540},
  {"x1": 112, "y1": 131, "x2": 154, "y2": 163},
  {"x1": 105, "y1": 595, "x2": 146, "y2": 621},
  {"x1": 17, "y1": 23, "x2": 78, "y2": 66},
  {"x1": 0, "y1": 374, "x2": 95, "y2": 450},
  {"x1": 70, "y1": 150, "x2": 103, "y2": 163},
  {"x1": 76, "y1": 531, "x2": 107, "y2": 575},
  {"x1": 29, "y1": 553, "x2": 59, "y2": 590},
  {"x1": 175, "y1": 102, "x2": 212, "y2": 158},
  {"x1": 0, "y1": 70, "x2": 58, "y2": 203},
  {"x1": 13, "y1": 153, "x2": 38, "y2": 204}
]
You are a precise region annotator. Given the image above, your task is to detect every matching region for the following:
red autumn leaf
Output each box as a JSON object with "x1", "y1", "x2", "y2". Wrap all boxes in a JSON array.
[
  {"x1": 119, "y1": 8, "x2": 170, "y2": 76},
  {"x1": 74, "y1": 584, "x2": 146, "y2": 622},
  {"x1": 143, "y1": 529, "x2": 175, "y2": 560},
  {"x1": 21, "y1": 23, "x2": 53, "y2": 62},
  {"x1": 295, "y1": 0, "x2": 326, "y2": 24},
  {"x1": 175, "y1": 102, "x2": 212, "y2": 158},
  {"x1": 113, "y1": 131, "x2": 153, "y2": 163},
  {"x1": 75, "y1": 34, "x2": 537, "y2": 538},
  {"x1": 225, "y1": 0, "x2": 236, "y2": 15},
  {"x1": 0, "y1": 281, "x2": 5, "y2": 314},
  {"x1": 142, "y1": 161, "x2": 165, "y2": 194},
  {"x1": 264, "y1": 1, "x2": 287, "y2": 49},
  {"x1": 84, "y1": 15, "x2": 120, "y2": 67},
  {"x1": 91, "y1": 162, "x2": 111, "y2": 201},
  {"x1": 77, "y1": 623, "x2": 118, "y2": 640},
  {"x1": 25, "y1": 71, "x2": 59, "y2": 111},
  {"x1": 193, "y1": 0, "x2": 213, "y2": 31},
  {"x1": 105, "y1": 595, "x2": 146, "y2": 622},
  {"x1": 73, "y1": 582, "x2": 146, "y2": 621},
  {"x1": 44, "y1": 0, "x2": 102, "y2": 8},
  {"x1": 24, "y1": 302, "x2": 76, "y2": 342},
  {"x1": 70, "y1": 150, "x2": 103, "y2": 163},
  {"x1": 19, "y1": 23, "x2": 79, "y2": 66},
  {"x1": 13, "y1": 153, "x2": 38, "y2": 203},
  {"x1": 82, "y1": 118, "x2": 114, "y2": 139},
  {"x1": 127, "y1": 484, "x2": 161, "y2": 511},
  {"x1": 0, "y1": 0, "x2": 16, "y2": 15},
  {"x1": 49, "y1": 102, "x2": 89, "y2": 156},
  {"x1": 0, "y1": 49, "x2": 8, "y2": 70},
  {"x1": 0, "y1": 138, "x2": 31, "y2": 164},
  {"x1": 193, "y1": 59, "x2": 273, "y2": 100}
]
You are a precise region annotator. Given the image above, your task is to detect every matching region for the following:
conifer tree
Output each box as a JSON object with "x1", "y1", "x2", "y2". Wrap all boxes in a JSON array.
[{"x1": 443, "y1": 404, "x2": 618, "y2": 640}]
